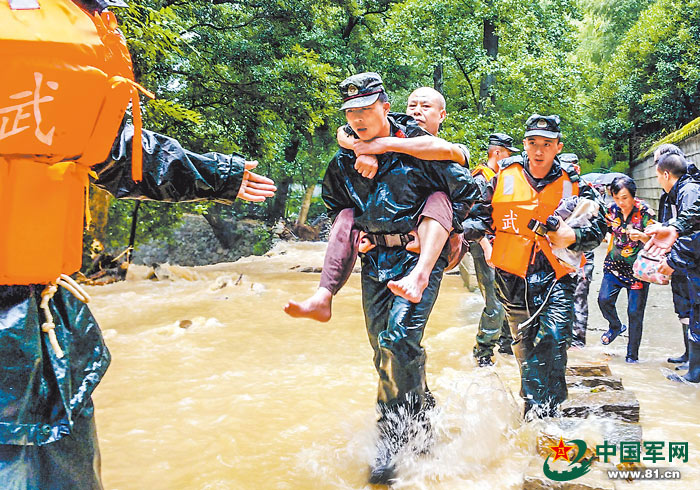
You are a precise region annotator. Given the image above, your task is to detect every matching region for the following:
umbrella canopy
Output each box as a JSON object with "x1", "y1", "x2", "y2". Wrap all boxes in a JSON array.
[{"x1": 581, "y1": 172, "x2": 627, "y2": 186}]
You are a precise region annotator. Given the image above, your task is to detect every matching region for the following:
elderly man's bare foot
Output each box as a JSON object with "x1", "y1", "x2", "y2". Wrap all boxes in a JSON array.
[
  {"x1": 387, "y1": 270, "x2": 429, "y2": 303},
  {"x1": 284, "y1": 288, "x2": 333, "y2": 322}
]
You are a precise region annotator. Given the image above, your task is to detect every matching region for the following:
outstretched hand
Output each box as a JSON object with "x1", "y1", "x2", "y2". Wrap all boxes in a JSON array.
[
  {"x1": 237, "y1": 160, "x2": 277, "y2": 202},
  {"x1": 643, "y1": 224, "x2": 678, "y2": 257}
]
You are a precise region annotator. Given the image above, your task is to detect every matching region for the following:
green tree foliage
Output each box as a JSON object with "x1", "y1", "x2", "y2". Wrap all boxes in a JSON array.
[
  {"x1": 588, "y1": 0, "x2": 700, "y2": 163},
  {"x1": 88, "y1": 0, "x2": 700, "y2": 263}
]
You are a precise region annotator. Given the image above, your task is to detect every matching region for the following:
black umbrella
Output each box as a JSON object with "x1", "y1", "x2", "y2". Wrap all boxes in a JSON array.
[{"x1": 581, "y1": 172, "x2": 627, "y2": 186}]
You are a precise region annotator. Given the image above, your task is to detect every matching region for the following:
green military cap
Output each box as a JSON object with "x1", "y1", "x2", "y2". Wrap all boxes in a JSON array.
[
  {"x1": 488, "y1": 133, "x2": 520, "y2": 153},
  {"x1": 339, "y1": 72, "x2": 385, "y2": 110},
  {"x1": 524, "y1": 114, "x2": 561, "y2": 139}
]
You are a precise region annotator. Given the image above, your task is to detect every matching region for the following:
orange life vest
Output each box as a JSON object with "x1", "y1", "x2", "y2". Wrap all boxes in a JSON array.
[
  {"x1": 471, "y1": 164, "x2": 496, "y2": 181},
  {"x1": 0, "y1": 0, "x2": 153, "y2": 285},
  {"x1": 491, "y1": 162, "x2": 579, "y2": 279}
]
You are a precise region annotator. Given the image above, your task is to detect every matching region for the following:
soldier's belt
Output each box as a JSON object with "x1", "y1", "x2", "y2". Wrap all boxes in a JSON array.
[{"x1": 365, "y1": 232, "x2": 415, "y2": 248}]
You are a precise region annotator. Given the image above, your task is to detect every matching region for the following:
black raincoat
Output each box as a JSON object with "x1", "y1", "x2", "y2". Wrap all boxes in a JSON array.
[
  {"x1": 0, "y1": 124, "x2": 247, "y2": 488},
  {"x1": 667, "y1": 232, "x2": 700, "y2": 342},
  {"x1": 664, "y1": 164, "x2": 700, "y2": 236},
  {"x1": 463, "y1": 155, "x2": 607, "y2": 412},
  {"x1": 323, "y1": 114, "x2": 481, "y2": 413},
  {"x1": 658, "y1": 165, "x2": 700, "y2": 320}
]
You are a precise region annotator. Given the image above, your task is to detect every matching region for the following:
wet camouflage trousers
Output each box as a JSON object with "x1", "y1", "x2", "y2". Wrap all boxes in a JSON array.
[
  {"x1": 470, "y1": 241, "x2": 512, "y2": 358},
  {"x1": 572, "y1": 251, "x2": 595, "y2": 346}
]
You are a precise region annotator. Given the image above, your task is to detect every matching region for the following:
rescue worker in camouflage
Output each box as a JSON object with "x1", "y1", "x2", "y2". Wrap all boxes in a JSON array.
[
  {"x1": 471, "y1": 133, "x2": 519, "y2": 366},
  {"x1": 322, "y1": 72, "x2": 481, "y2": 483},
  {"x1": 559, "y1": 153, "x2": 595, "y2": 347},
  {"x1": 0, "y1": 1, "x2": 275, "y2": 487},
  {"x1": 462, "y1": 115, "x2": 607, "y2": 418}
]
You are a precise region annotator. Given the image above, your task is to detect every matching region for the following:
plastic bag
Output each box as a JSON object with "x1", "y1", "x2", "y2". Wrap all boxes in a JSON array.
[{"x1": 551, "y1": 197, "x2": 599, "y2": 268}]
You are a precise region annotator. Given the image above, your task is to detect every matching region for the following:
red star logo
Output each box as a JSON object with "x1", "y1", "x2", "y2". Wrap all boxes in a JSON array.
[{"x1": 548, "y1": 437, "x2": 575, "y2": 462}]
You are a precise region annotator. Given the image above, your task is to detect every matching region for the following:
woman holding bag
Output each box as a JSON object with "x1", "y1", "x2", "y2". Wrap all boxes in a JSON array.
[{"x1": 598, "y1": 176, "x2": 655, "y2": 363}]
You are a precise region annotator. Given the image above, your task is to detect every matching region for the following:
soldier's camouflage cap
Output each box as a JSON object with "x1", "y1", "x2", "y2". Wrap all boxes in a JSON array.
[
  {"x1": 339, "y1": 72, "x2": 385, "y2": 110},
  {"x1": 524, "y1": 114, "x2": 561, "y2": 139},
  {"x1": 488, "y1": 133, "x2": 519, "y2": 153}
]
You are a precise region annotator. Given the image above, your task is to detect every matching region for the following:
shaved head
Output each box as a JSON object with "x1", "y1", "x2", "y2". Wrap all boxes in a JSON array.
[
  {"x1": 406, "y1": 87, "x2": 447, "y2": 135},
  {"x1": 408, "y1": 87, "x2": 446, "y2": 110}
]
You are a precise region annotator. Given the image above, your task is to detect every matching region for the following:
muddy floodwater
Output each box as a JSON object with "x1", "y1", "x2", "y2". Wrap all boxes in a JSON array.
[{"x1": 88, "y1": 243, "x2": 699, "y2": 489}]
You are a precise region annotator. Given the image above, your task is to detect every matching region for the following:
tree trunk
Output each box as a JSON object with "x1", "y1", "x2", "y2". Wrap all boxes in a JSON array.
[
  {"x1": 267, "y1": 138, "x2": 300, "y2": 224},
  {"x1": 126, "y1": 200, "x2": 140, "y2": 263},
  {"x1": 203, "y1": 203, "x2": 241, "y2": 249},
  {"x1": 478, "y1": 16, "x2": 498, "y2": 115},
  {"x1": 433, "y1": 63, "x2": 444, "y2": 94},
  {"x1": 296, "y1": 184, "x2": 316, "y2": 226}
]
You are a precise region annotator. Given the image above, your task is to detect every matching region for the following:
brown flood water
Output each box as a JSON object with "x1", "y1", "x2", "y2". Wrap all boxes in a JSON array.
[{"x1": 88, "y1": 242, "x2": 700, "y2": 489}]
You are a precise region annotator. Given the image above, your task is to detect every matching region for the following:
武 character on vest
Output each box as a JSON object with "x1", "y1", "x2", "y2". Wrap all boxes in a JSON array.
[
  {"x1": 0, "y1": 1, "x2": 275, "y2": 487},
  {"x1": 462, "y1": 114, "x2": 607, "y2": 418}
]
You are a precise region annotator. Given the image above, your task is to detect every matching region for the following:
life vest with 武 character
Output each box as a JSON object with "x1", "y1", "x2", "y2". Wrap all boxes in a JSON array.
[
  {"x1": 491, "y1": 159, "x2": 579, "y2": 279},
  {"x1": 0, "y1": 0, "x2": 154, "y2": 285}
]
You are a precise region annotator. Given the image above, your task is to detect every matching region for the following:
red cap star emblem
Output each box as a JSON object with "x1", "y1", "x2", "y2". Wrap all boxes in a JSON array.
[{"x1": 548, "y1": 437, "x2": 576, "y2": 463}]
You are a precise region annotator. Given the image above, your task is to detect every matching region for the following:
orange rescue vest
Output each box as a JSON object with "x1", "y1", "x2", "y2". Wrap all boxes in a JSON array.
[
  {"x1": 491, "y1": 162, "x2": 579, "y2": 279},
  {"x1": 0, "y1": 0, "x2": 153, "y2": 285},
  {"x1": 471, "y1": 164, "x2": 496, "y2": 181}
]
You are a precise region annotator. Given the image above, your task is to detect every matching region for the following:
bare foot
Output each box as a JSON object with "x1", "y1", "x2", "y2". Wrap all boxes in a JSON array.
[
  {"x1": 387, "y1": 270, "x2": 429, "y2": 303},
  {"x1": 284, "y1": 288, "x2": 333, "y2": 322}
]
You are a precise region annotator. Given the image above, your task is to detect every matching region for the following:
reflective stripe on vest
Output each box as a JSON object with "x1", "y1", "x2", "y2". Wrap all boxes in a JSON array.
[
  {"x1": 491, "y1": 163, "x2": 579, "y2": 279},
  {"x1": 0, "y1": 0, "x2": 152, "y2": 285}
]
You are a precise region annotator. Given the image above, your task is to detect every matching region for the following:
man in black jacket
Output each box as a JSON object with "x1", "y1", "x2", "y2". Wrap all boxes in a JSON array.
[
  {"x1": 652, "y1": 147, "x2": 700, "y2": 366},
  {"x1": 322, "y1": 72, "x2": 481, "y2": 484}
]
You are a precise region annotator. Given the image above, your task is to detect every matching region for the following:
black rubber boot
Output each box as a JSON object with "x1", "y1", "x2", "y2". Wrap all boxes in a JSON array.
[
  {"x1": 369, "y1": 411, "x2": 401, "y2": 485},
  {"x1": 668, "y1": 324, "x2": 689, "y2": 363},
  {"x1": 668, "y1": 340, "x2": 700, "y2": 383},
  {"x1": 369, "y1": 393, "x2": 435, "y2": 484}
]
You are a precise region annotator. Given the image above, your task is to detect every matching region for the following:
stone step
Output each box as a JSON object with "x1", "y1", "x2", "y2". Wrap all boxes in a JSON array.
[
  {"x1": 523, "y1": 415, "x2": 642, "y2": 490},
  {"x1": 566, "y1": 376, "x2": 624, "y2": 391},
  {"x1": 523, "y1": 472, "x2": 615, "y2": 490},
  {"x1": 566, "y1": 365, "x2": 612, "y2": 377},
  {"x1": 561, "y1": 391, "x2": 639, "y2": 423}
]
